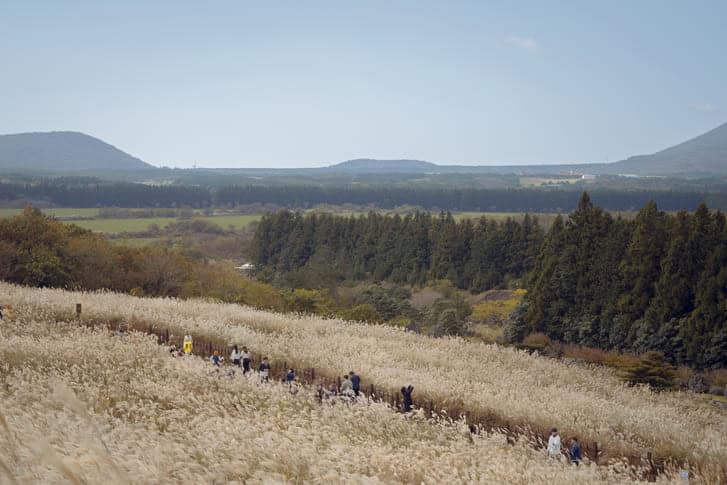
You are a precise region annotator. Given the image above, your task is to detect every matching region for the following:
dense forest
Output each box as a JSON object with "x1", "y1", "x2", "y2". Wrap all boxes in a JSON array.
[
  {"x1": 519, "y1": 194, "x2": 726, "y2": 369},
  {"x1": 251, "y1": 211, "x2": 544, "y2": 291},
  {"x1": 253, "y1": 195, "x2": 727, "y2": 368},
  {"x1": 0, "y1": 179, "x2": 719, "y2": 212}
]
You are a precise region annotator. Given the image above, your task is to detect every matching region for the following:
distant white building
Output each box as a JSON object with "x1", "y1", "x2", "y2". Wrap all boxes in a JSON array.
[
  {"x1": 581, "y1": 174, "x2": 596, "y2": 180},
  {"x1": 235, "y1": 263, "x2": 256, "y2": 272}
]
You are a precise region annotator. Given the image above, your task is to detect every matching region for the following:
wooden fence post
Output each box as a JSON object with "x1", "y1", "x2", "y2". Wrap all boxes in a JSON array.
[
  {"x1": 76, "y1": 303, "x2": 82, "y2": 319},
  {"x1": 370, "y1": 383, "x2": 375, "y2": 397},
  {"x1": 594, "y1": 442, "x2": 600, "y2": 465},
  {"x1": 311, "y1": 368, "x2": 315, "y2": 381}
]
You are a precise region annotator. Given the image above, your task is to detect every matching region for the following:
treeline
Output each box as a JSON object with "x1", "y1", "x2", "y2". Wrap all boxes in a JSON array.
[
  {"x1": 0, "y1": 208, "x2": 471, "y2": 332},
  {"x1": 252, "y1": 195, "x2": 726, "y2": 368},
  {"x1": 251, "y1": 211, "x2": 544, "y2": 291},
  {"x1": 517, "y1": 194, "x2": 726, "y2": 369},
  {"x1": 0, "y1": 179, "x2": 715, "y2": 212}
]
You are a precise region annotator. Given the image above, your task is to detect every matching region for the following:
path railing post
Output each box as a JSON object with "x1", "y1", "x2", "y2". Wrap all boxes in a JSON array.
[{"x1": 76, "y1": 303, "x2": 82, "y2": 319}]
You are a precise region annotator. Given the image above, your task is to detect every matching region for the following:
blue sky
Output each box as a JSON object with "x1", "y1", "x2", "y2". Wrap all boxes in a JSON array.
[{"x1": 1, "y1": 1, "x2": 725, "y2": 168}]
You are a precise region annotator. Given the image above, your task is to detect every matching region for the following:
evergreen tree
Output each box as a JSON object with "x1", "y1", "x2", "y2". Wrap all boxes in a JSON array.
[{"x1": 617, "y1": 201, "x2": 667, "y2": 325}]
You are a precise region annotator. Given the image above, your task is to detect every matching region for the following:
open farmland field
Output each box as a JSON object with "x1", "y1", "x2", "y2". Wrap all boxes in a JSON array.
[
  {"x1": 0, "y1": 207, "x2": 100, "y2": 218},
  {"x1": 519, "y1": 176, "x2": 583, "y2": 187},
  {"x1": 0, "y1": 316, "x2": 672, "y2": 484},
  {"x1": 0, "y1": 208, "x2": 262, "y2": 233},
  {"x1": 0, "y1": 207, "x2": 573, "y2": 233},
  {"x1": 68, "y1": 214, "x2": 262, "y2": 233},
  {"x1": 2, "y1": 283, "x2": 724, "y2": 482}
]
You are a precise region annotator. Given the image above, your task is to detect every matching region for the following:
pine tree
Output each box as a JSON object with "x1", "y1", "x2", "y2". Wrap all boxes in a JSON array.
[
  {"x1": 684, "y1": 212, "x2": 727, "y2": 367},
  {"x1": 617, "y1": 201, "x2": 667, "y2": 324}
]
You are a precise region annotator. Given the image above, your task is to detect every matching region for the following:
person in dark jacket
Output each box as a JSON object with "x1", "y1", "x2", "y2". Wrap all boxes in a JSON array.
[
  {"x1": 401, "y1": 385, "x2": 414, "y2": 412},
  {"x1": 349, "y1": 371, "x2": 361, "y2": 396},
  {"x1": 285, "y1": 368, "x2": 296, "y2": 385},
  {"x1": 241, "y1": 347, "x2": 251, "y2": 374},
  {"x1": 259, "y1": 357, "x2": 270, "y2": 381},
  {"x1": 570, "y1": 436, "x2": 581, "y2": 465}
]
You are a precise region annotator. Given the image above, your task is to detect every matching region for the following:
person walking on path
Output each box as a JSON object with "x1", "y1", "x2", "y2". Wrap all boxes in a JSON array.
[
  {"x1": 401, "y1": 385, "x2": 414, "y2": 412},
  {"x1": 547, "y1": 428, "x2": 562, "y2": 459},
  {"x1": 340, "y1": 374, "x2": 354, "y2": 398},
  {"x1": 349, "y1": 371, "x2": 361, "y2": 397},
  {"x1": 259, "y1": 357, "x2": 270, "y2": 382},
  {"x1": 183, "y1": 334, "x2": 193, "y2": 355},
  {"x1": 285, "y1": 368, "x2": 296, "y2": 385},
  {"x1": 569, "y1": 436, "x2": 581, "y2": 465},
  {"x1": 241, "y1": 347, "x2": 251, "y2": 374},
  {"x1": 230, "y1": 345, "x2": 241, "y2": 367},
  {"x1": 210, "y1": 350, "x2": 222, "y2": 369}
]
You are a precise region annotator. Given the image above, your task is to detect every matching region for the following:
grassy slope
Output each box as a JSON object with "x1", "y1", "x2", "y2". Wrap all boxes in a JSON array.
[
  {"x1": 0, "y1": 317, "x2": 660, "y2": 483},
  {"x1": 3, "y1": 283, "x2": 724, "y2": 480}
]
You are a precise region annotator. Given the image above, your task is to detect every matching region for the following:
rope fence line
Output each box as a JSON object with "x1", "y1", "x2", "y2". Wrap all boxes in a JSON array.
[{"x1": 70, "y1": 303, "x2": 669, "y2": 481}]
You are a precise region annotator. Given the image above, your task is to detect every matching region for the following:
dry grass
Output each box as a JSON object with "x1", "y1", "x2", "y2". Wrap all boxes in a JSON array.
[
  {"x1": 1, "y1": 283, "x2": 725, "y2": 482},
  {"x1": 0, "y1": 318, "x2": 673, "y2": 483}
]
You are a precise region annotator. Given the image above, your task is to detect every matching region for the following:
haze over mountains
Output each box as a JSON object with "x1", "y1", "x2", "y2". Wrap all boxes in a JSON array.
[{"x1": 1, "y1": 122, "x2": 726, "y2": 175}]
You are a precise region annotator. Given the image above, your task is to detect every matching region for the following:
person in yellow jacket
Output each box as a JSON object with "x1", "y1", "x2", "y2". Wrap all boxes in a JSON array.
[{"x1": 183, "y1": 334, "x2": 193, "y2": 355}]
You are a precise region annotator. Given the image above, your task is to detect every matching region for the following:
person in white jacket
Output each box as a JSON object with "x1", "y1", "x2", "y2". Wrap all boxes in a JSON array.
[
  {"x1": 230, "y1": 345, "x2": 242, "y2": 367},
  {"x1": 547, "y1": 428, "x2": 562, "y2": 458}
]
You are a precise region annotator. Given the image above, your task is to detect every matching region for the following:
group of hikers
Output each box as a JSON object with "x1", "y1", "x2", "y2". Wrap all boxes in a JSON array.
[
  {"x1": 547, "y1": 427, "x2": 582, "y2": 465},
  {"x1": 170, "y1": 335, "x2": 584, "y2": 464}
]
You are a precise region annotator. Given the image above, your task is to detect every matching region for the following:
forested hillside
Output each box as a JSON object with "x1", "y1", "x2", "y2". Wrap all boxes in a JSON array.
[
  {"x1": 253, "y1": 195, "x2": 726, "y2": 369},
  {"x1": 251, "y1": 211, "x2": 544, "y2": 291},
  {"x1": 519, "y1": 194, "x2": 726, "y2": 369}
]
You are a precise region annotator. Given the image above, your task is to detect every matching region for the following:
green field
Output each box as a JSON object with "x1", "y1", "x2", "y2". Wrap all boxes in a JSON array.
[
  {"x1": 1, "y1": 207, "x2": 571, "y2": 234},
  {"x1": 0, "y1": 207, "x2": 100, "y2": 218},
  {"x1": 71, "y1": 214, "x2": 262, "y2": 233},
  {"x1": 0, "y1": 209, "x2": 262, "y2": 233}
]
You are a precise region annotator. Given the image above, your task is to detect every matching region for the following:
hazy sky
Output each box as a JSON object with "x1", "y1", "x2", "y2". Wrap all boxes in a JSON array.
[{"x1": 1, "y1": 1, "x2": 726, "y2": 168}]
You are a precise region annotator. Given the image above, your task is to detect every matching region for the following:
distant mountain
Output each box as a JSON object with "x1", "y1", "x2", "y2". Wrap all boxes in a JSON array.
[
  {"x1": 610, "y1": 122, "x2": 727, "y2": 175},
  {"x1": 326, "y1": 158, "x2": 440, "y2": 173},
  {"x1": 0, "y1": 131, "x2": 152, "y2": 171}
]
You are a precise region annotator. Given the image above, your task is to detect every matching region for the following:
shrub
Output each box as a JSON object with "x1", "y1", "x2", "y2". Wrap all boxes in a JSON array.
[
  {"x1": 522, "y1": 332, "x2": 552, "y2": 351},
  {"x1": 621, "y1": 351, "x2": 677, "y2": 390},
  {"x1": 502, "y1": 301, "x2": 528, "y2": 343},
  {"x1": 704, "y1": 369, "x2": 727, "y2": 387},
  {"x1": 339, "y1": 304, "x2": 382, "y2": 323},
  {"x1": 387, "y1": 315, "x2": 411, "y2": 328},
  {"x1": 424, "y1": 296, "x2": 471, "y2": 336},
  {"x1": 285, "y1": 288, "x2": 336, "y2": 315}
]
